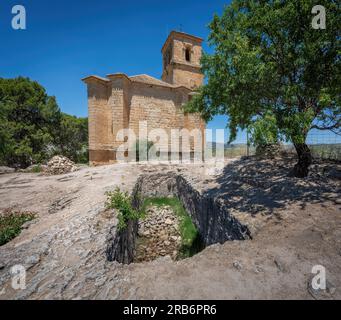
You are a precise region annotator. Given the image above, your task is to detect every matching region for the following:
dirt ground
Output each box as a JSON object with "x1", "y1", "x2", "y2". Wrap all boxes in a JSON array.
[{"x1": 0, "y1": 157, "x2": 340, "y2": 300}]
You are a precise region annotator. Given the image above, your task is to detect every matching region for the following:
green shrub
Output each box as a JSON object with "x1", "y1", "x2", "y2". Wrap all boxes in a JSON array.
[
  {"x1": 105, "y1": 188, "x2": 140, "y2": 231},
  {"x1": 0, "y1": 209, "x2": 36, "y2": 246},
  {"x1": 135, "y1": 140, "x2": 154, "y2": 162},
  {"x1": 0, "y1": 77, "x2": 89, "y2": 168},
  {"x1": 31, "y1": 164, "x2": 42, "y2": 173}
]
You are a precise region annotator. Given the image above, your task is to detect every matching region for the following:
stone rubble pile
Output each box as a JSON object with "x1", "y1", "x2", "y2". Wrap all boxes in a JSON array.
[
  {"x1": 256, "y1": 143, "x2": 283, "y2": 159},
  {"x1": 44, "y1": 156, "x2": 78, "y2": 175},
  {"x1": 135, "y1": 205, "x2": 182, "y2": 262}
]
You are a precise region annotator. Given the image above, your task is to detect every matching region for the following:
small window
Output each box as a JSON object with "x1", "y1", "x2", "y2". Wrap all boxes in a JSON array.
[{"x1": 185, "y1": 48, "x2": 191, "y2": 62}]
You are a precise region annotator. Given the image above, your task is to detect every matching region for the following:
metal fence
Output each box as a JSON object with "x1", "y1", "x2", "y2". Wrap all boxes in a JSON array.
[
  {"x1": 291, "y1": 132, "x2": 341, "y2": 161},
  {"x1": 222, "y1": 131, "x2": 341, "y2": 161}
]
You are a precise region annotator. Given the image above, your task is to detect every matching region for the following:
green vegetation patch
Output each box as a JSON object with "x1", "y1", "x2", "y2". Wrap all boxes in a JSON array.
[
  {"x1": 141, "y1": 197, "x2": 203, "y2": 258},
  {"x1": 0, "y1": 77, "x2": 88, "y2": 169},
  {"x1": 105, "y1": 188, "x2": 141, "y2": 231},
  {"x1": 0, "y1": 209, "x2": 36, "y2": 246},
  {"x1": 28, "y1": 164, "x2": 43, "y2": 173},
  {"x1": 105, "y1": 189, "x2": 204, "y2": 258}
]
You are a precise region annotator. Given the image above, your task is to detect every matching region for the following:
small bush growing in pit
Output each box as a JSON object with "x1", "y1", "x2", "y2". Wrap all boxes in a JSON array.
[
  {"x1": 105, "y1": 188, "x2": 140, "y2": 231},
  {"x1": 0, "y1": 209, "x2": 36, "y2": 246}
]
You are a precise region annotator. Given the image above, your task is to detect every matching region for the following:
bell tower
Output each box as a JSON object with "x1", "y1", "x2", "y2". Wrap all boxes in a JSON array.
[{"x1": 161, "y1": 31, "x2": 204, "y2": 89}]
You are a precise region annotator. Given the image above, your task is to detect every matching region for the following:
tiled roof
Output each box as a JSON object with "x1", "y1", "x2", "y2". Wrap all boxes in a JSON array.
[
  {"x1": 129, "y1": 74, "x2": 175, "y2": 88},
  {"x1": 84, "y1": 73, "x2": 192, "y2": 91},
  {"x1": 81, "y1": 75, "x2": 110, "y2": 83}
]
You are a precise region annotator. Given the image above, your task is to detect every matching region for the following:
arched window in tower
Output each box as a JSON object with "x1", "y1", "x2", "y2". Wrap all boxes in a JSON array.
[{"x1": 185, "y1": 47, "x2": 191, "y2": 62}]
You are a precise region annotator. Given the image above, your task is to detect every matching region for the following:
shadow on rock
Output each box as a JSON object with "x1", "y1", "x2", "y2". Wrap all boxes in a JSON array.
[{"x1": 204, "y1": 157, "x2": 340, "y2": 216}]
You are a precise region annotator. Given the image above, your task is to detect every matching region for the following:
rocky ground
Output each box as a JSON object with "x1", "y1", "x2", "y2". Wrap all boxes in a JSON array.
[
  {"x1": 135, "y1": 206, "x2": 182, "y2": 262},
  {"x1": 0, "y1": 157, "x2": 340, "y2": 300}
]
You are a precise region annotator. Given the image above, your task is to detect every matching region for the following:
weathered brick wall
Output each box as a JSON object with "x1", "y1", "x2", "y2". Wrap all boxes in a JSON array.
[
  {"x1": 129, "y1": 84, "x2": 184, "y2": 150},
  {"x1": 108, "y1": 76, "x2": 130, "y2": 149},
  {"x1": 85, "y1": 32, "x2": 206, "y2": 165},
  {"x1": 87, "y1": 82, "x2": 205, "y2": 164},
  {"x1": 86, "y1": 80, "x2": 116, "y2": 164},
  {"x1": 172, "y1": 66, "x2": 204, "y2": 90},
  {"x1": 162, "y1": 33, "x2": 203, "y2": 89},
  {"x1": 172, "y1": 38, "x2": 202, "y2": 67}
]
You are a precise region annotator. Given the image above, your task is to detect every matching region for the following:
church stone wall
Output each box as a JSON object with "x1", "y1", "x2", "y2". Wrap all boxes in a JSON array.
[
  {"x1": 87, "y1": 80, "x2": 116, "y2": 164},
  {"x1": 173, "y1": 66, "x2": 204, "y2": 90},
  {"x1": 129, "y1": 83, "x2": 183, "y2": 141},
  {"x1": 84, "y1": 31, "x2": 206, "y2": 165},
  {"x1": 173, "y1": 38, "x2": 202, "y2": 67},
  {"x1": 127, "y1": 83, "x2": 204, "y2": 160},
  {"x1": 162, "y1": 33, "x2": 204, "y2": 89}
]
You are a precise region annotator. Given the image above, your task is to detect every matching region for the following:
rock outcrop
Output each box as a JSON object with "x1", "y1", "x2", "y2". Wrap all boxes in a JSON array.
[
  {"x1": 256, "y1": 143, "x2": 282, "y2": 159},
  {"x1": 0, "y1": 166, "x2": 15, "y2": 175}
]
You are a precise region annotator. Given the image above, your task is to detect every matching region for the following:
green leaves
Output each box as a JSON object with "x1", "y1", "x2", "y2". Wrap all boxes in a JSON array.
[
  {"x1": 249, "y1": 111, "x2": 280, "y2": 147},
  {"x1": 0, "y1": 77, "x2": 59, "y2": 167},
  {"x1": 0, "y1": 77, "x2": 89, "y2": 167},
  {"x1": 55, "y1": 113, "x2": 88, "y2": 164},
  {"x1": 187, "y1": 0, "x2": 340, "y2": 144},
  {"x1": 105, "y1": 188, "x2": 140, "y2": 231}
]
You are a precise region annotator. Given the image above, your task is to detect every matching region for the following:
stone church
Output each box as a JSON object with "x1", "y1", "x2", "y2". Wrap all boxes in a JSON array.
[{"x1": 82, "y1": 31, "x2": 206, "y2": 165}]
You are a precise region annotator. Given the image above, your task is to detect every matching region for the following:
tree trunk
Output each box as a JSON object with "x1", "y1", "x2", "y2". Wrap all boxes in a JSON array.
[{"x1": 292, "y1": 143, "x2": 312, "y2": 178}]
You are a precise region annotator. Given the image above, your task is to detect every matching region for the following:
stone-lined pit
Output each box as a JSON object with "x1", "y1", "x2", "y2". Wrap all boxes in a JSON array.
[
  {"x1": 135, "y1": 205, "x2": 183, "y2": 262},
  {"x1": 106, "y1": 172, "x2": 251, "y2": 264}
]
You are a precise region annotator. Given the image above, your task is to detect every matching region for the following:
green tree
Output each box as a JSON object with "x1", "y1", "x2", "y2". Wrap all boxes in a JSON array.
[
  {"x1": 0, "y1": 102, "x2": 11, "y2": 157},
  {"x1": 0, "y1": 77, "x2": 61, "y2": 168},
  {"x1": 187, "y1": 0, "x2": 340, "y2": 177},
  {"x1": 55, "y1": 114, "x2": 89, "y2": 163},
  {"x1": 0, "y1": 77, "x2": 89, "y2": 167},
  {"x1": 249, "y1": 111, "x2": 280, "y2": 148}
]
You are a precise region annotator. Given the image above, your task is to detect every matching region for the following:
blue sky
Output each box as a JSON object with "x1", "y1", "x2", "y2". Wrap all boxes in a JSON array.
[
  {"x1": 0, "y1": 1, "x2": 338, "y2": 145},
  {"x1": 1, "y1": 0, "x2": 246, "y2": 143}
]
